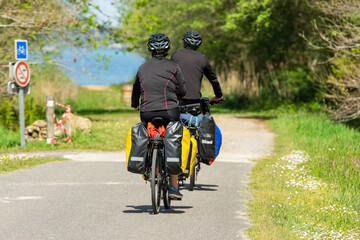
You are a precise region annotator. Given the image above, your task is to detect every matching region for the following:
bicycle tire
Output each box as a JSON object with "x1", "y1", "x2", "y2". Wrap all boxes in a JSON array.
[
  {"x1": 189, "y1": 161, "x2": 196, "y2": 191},
  {"x1": 163, "y1": 175, "x2": 171, "y2": 209},
  {"x1": 151, "y1": 148, "x2": 161, "y2": 214}
]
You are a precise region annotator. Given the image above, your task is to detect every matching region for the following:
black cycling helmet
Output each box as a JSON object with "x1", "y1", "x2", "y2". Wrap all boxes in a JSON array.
[
  {"x1": 147, "y1": 33, "x2": 170, "y2": 53},
  {"x1": 183, "y1": 31, "x2": 202, "y2": 49}
]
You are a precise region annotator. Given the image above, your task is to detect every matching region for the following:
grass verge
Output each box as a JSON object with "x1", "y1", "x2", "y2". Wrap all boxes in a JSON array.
[
  {"x1": 0, "y1": 117, "x2": 139, "y2": 153},
  {"x1": 0, "y1": 154, "x2": 66, "y2": 174},
  {"x1": 247, "y1": 113, "x2": 360, "y2": 239}
]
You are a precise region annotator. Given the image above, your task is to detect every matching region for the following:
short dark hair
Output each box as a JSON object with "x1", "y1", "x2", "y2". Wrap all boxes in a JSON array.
[{"x1": 151, "y1": 51, "x2": 168, "y2": 58}]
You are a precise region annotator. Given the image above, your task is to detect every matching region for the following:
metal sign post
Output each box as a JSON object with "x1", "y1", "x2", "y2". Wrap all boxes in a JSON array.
[
  {"x1": 6, "y1": 40, "x2": 31, "y2": 148},
  {"x1": 14, "y1": 61, "x2": 30, "y2": 148},
  {"x1": 8, "y1": 58, "x2": 30, "y2": 147},
  {"x1": 18, "y1": 88, "x2": 25, "y2": 147}
]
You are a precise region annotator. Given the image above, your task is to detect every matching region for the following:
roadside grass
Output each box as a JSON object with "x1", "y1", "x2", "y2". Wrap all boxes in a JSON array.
[
  {"x1": 247, "y1": 113, "x2": 360, "y2": 239},
  {"x1": 0, "y1": 154, "x2": 66, "y2": 174},
  {"x1": 0, "y1": 118, "x2": 139, "y2": 153}
]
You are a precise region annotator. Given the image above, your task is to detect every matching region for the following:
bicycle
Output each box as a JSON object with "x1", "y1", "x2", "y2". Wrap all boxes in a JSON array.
[
  {"x1": 178, "y1": 97, "x2": 225, "y2": 191},
  {"x1": 143, "y1": 117, "x2": 172, "y2": 214}
]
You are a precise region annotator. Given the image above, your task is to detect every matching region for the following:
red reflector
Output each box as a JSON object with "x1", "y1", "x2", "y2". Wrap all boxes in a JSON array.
[{"x1": 209, "y1": 159, "x2": 215, "y2": 165}]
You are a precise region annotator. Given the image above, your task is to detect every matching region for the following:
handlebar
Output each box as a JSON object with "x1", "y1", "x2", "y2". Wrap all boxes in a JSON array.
[
  {"x1": 178, "y1": 103, "x2": 201, "y2": 114},
  {"x1": 178, "y1": 97, "x2": 226, "y2": 114}
]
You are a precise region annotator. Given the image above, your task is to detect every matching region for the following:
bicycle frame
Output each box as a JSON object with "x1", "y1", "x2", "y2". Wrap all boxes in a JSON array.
[
  {"x1": 146, "y1": 129, "x2": 171, "y2": 214},
  {"x1": 178, "y1": 103, "x2": 203, "y2": 190}
]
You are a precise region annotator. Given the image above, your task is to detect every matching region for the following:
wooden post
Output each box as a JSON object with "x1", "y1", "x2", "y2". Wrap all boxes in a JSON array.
[
  {"x1": 67, "y1": 106, "x2": 71, "y2": 144},
  {"x1": 46, "y1": 96, "x2": 54, "y2": 144}
]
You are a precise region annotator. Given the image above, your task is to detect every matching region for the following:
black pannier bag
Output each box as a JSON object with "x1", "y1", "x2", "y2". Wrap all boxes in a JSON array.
[
  {"x1": 164, "y1": 121, "x2": 190, "y2": 175},
  {"x1": 198, "y1": 113, "x2": 222, "y2": 164},
  {"x1": 126, "y1": 123, "x2": 149, "y2": 174}
]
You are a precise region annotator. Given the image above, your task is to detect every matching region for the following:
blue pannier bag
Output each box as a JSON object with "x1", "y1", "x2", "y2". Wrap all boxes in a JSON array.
[
  {"x1": 214, "y1": 124, "x2": 222, "y2": 157},
  {"x1": 198, "y1": 113, "x2": 222, "y2": 165}
]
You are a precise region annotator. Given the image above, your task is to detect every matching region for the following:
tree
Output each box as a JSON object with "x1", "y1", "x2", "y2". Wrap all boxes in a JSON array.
[
  {"x1": 0, "y1": 0, "x2": 119, "y2": 97},
  {"x1": 304, "y1": 0, "x2": 360, "y2": 121},
  {"x1": 119, "y1": 0, "x2": 318, "y2": 100}
]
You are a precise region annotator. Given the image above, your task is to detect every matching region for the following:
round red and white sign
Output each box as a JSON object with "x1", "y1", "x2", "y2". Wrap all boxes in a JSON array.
[{"x1": 13, "y1": 61, "x2": 30, "y2": 87}]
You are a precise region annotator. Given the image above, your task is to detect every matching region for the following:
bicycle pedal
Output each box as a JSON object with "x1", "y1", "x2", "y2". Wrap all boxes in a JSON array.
[{"x1": 170, "y1": 197, "x2": 182, "y2": 201}]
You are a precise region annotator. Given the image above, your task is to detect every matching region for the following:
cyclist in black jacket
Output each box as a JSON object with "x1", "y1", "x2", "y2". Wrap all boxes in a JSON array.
[
  {"x1": 131, "y1": 33, "x2": 186, "y2": 199},
  {"x1": 171, "y1": 31, "x2": 223, "y2": 105}
]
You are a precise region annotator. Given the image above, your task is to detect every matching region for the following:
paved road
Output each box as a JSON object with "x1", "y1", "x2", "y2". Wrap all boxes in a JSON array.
[{"x1": 0, "y1": 115, "x2": 274, "y2": 240}]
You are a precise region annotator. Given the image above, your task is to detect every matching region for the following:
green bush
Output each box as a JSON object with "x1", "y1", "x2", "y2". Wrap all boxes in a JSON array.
[
  {"x1": 0, "y1": 125, "x2": 18, "y2": 147},
  {"x1": 0, "y1": 96, "x2": 46, "y2": 130},
  {"x1": 0, "y1": 99, "x2": 16, "y2": 129},
  {"x1": 24, "y1": 97, "x2": 46, "y2": 126},
  {"x1": 260, "y1": 67, "x2": 316, "y2": 102}
]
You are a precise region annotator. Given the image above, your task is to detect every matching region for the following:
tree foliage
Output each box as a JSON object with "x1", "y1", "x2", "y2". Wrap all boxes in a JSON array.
[
  {"x1": 305, "y1": 0, "x2": 360, "y2": 121},
  {"x1": 119, "y1": 0, "x2": 319, "y2": 100},
  {"x1": 0, "y1": 0, "x2": 119, "y2": 97}
]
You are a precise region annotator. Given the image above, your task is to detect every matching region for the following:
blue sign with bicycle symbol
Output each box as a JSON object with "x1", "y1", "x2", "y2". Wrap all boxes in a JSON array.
[{"x1": 15, "y1": 40, "x2": 28, "y2": 60}]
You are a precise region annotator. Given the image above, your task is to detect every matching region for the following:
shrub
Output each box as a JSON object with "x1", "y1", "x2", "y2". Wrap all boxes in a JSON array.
[
  {"x1": 0, "y1": 99, "x2": 16, "y2": 129},
  {"x1": 24, "y1": 97, "x2": 46, "y2": 126}
]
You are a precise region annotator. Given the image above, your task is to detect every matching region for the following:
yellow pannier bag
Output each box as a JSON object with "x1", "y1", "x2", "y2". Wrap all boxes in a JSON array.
[
  {"x1": 126, "y1": 123, "x2": 149, "y2": 174},
  {"x1": 164, "y1": 121, "x2": 190, "y2": 175},
  {"x1": 181, "y1": 137, "x2": 197, "y2": 178}
]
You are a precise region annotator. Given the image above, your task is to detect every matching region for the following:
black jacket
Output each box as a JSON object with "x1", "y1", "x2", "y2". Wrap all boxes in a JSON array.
[
  {"x1": 131, "y1": 57, "x2": 186, "y2": 112},
  {"x1": 171, "y1": 47, "x2": 222, "y2": 100}
]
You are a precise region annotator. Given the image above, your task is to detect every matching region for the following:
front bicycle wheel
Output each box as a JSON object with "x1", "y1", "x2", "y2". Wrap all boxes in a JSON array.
[
  {"x1": 189, "y1": 161, "x2": 196, "y2": 191},
  {"x1": 163, "y1": 175, "x2": 171, "y2": 209},
  {"x1": 151, "y1": 148, "x2": 161, "y2": 214}
]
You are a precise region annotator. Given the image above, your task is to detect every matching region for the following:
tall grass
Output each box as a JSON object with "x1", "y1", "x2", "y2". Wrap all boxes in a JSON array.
[
  {"x1": 270, "y1": 114, "x2": 360, "y2": 210},
  {"x1": 68, "y1": 86, "x2": 122, "y2": 113},
  {"x1": 248, "y1": 113, "x2": 360, "y2": 239},
  {"x1": 0, "y1": 125, "x2": 18, "y2": 147},
  {"x1": 31, "y1": 64, "x2": 78, "y2": 104}
]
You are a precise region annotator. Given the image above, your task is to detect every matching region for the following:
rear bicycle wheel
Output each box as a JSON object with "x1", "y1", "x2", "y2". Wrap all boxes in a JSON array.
[{"x1": 151, "y1": 148, "x2": 161, "y2": 214}]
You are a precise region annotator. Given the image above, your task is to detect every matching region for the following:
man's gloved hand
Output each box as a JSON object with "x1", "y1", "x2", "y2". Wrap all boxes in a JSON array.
[{"x1": 210, "y1": 96, "x2": 224, "y2": 103}]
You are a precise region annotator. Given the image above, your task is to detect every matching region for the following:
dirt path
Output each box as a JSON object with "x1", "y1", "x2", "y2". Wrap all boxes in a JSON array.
[{"x1": 215, "y1": 115, "x2": 274, "y2": 163}]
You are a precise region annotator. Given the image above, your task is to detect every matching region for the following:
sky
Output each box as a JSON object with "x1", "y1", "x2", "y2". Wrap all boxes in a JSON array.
[{"x1": 90, "y1": 0, "x2": 121, "y2": 27}]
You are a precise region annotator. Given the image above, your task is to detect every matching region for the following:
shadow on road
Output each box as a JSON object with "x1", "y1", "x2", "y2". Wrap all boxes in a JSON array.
[
  {"x1": 123, "y1": 205, "x2": 192, "y2": 214},
  {"x1": 181, "y1": 184, "x2": 219, "y2": 192}
]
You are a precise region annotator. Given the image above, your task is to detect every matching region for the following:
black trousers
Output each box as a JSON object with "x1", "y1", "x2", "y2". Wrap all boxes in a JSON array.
[{"x1": 140, "y1": 108, "x2": 180, "y2": 126}]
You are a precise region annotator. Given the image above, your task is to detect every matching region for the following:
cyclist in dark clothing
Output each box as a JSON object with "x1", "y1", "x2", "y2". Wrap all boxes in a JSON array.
[
  {"x1": 131, "y1": 33, "x2": 186, "y2": 199},
  {"x1": 171, "y1": 31, "x2": 223, "y2": 105},
  {"x1": 132, "y1": 34, "x2": 186, "y2": 124}
]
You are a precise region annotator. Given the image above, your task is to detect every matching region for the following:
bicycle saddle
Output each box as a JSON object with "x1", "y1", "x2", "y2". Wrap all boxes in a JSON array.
[{"x1": 151, "y1": 117, "x2": 166, "y2": 128}]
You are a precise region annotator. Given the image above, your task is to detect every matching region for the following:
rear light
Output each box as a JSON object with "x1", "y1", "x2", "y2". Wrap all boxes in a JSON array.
[{"x1": 209, "y1": 159, "x2": 215, "y2": 165}]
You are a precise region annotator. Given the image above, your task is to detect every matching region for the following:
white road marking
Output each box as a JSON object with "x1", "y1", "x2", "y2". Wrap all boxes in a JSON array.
[
  {"x1": 0, "y1": 196, "x2": 43, "y2": 203},
  {"x1": 2, "y1": 182, "x2": 141, "y2": 187},
  {"x1": 62, "y1": 153, "x2": 126, "y2": 162}
]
